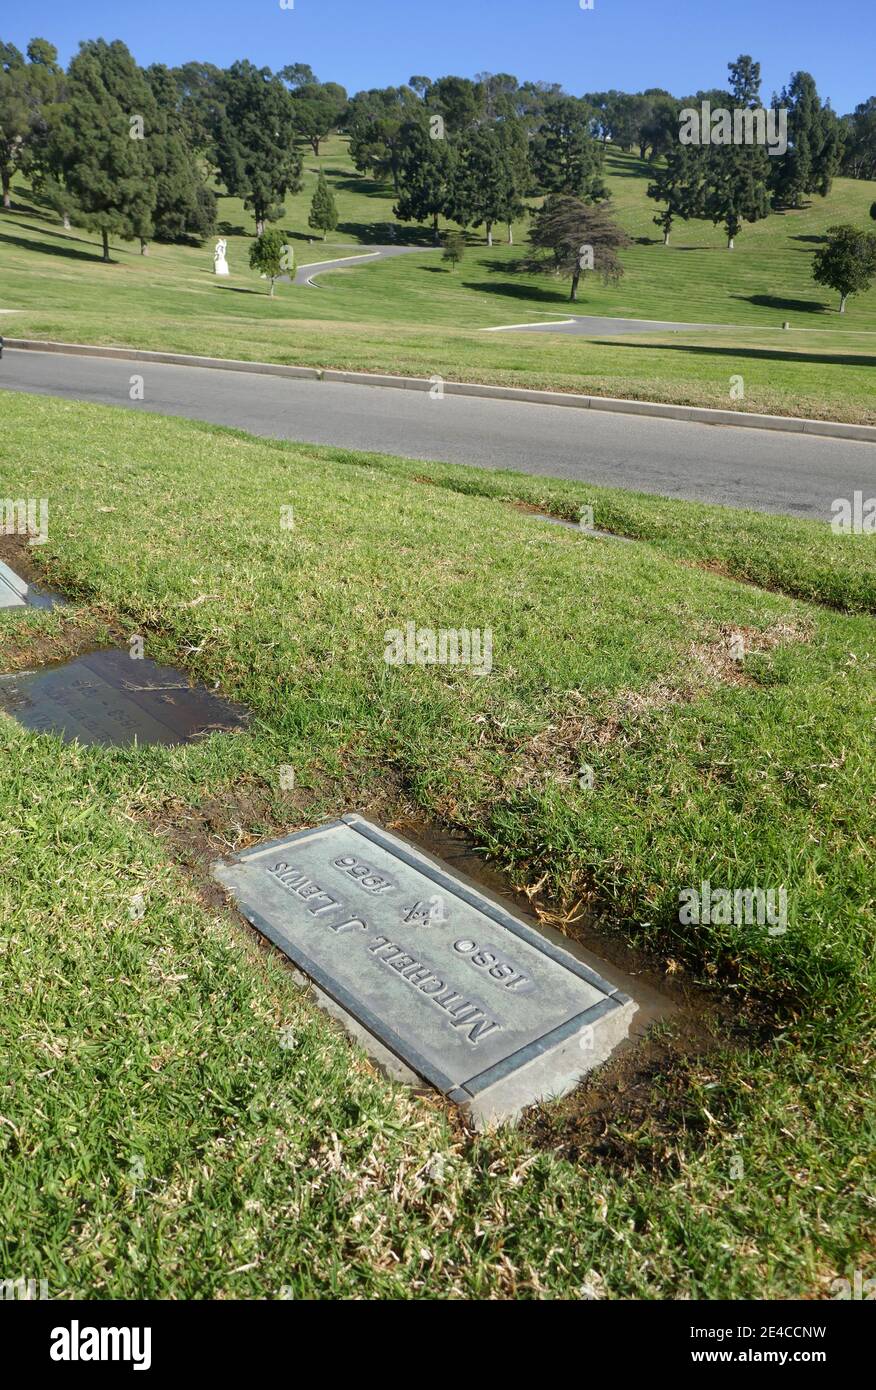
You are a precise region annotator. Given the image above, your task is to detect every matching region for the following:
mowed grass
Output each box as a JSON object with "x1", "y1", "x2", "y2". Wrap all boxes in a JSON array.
[
  {"x1": 2, "y1": 140, "x2": 876, "y2": 422},
  {"x1": 0, "y1": 392, "x2": 873, "y2": 1298}
]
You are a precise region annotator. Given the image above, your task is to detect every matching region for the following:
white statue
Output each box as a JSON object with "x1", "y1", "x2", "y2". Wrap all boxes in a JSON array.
[{"x1": 213, "y1": 238, "x2": 229, "y2": 276}]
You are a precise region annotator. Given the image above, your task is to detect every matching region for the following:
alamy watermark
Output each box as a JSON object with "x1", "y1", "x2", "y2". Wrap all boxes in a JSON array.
[
  {"x1": 1, "y1": 1276, "x2": 49, "y2": 1300},
  {"x1": 384, "y1": 622, "x2": 493, "y2": 676},
  {"x1": 679, "y1": 102, "x2": 788, "y2": 157},
  {"x1": 1, "y1": 497, "x2": 48, "y2": 545},
  {"x1": 831, "y1": 492, "x2": 876, "y2": 534},
  {"x1": 679, "y1": 881, "x2": 788, "y2": 935}
]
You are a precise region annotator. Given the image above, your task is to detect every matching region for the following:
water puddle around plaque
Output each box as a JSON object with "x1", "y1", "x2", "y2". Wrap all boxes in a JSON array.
[{"x1": 0, "y1": 647, "x2": 249, "y2": 746}]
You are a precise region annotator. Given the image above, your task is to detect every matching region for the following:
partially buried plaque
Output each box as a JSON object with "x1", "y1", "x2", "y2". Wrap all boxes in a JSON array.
[{"x1": 213, "y1": 815, "x2": 637, "y2": 1126}]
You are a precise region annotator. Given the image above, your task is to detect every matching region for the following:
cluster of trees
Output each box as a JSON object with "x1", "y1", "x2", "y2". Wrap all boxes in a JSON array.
[
  {"x1": 2, "y1": 35, "x2": 871, "y2": 284},
  {"x1": 0, "y1": 37, "x2": 347, "y2": 256},
  {"x1": 345, "y1": 76, "x2": 609, "y2": 246},
  {"x1": 343, "y1": 59, "x2": 846, "y2": 253},
  {"x1": 646, "y1": 58, "x2": 843, "y2": 249},
  {"x1": 0, "y1": 38, "x2": 217, "y2": 257}
]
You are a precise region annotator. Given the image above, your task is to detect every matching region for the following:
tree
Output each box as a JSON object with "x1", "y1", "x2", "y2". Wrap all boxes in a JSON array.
[
  {"x1": 308, "y1": 170, "x2": 338, "y2": 239},
  {"x1": 770, "y1": 72, "x2": 844, "y2": 208},
  {"x1": 812, "y1": 224, "x2": 876, "y2": 313},
  {"x1": 284, "y1": 70, "x2": 347, "y2": 156},
  {"x1": 430, "y1": 75, "x2": 483, "y2": 135},
  {"x1": 0, "y1": 46, "x2": 28, "y2": 208},
  {"x1": 143, "y1": 64, "x2": 216, "y2": 246},
  {"x1": 211, "y1": 60, "x2": 302, "y2": 234},
  {"x1": 447, "y1": 121, "x2": 529, "y2": 245},
  {"x1": 441, "y1": 229, "x2": 465, "y2": 272},
  {"x1": 0, "y1": 38, "x2": 60, "y2": 209},
  {"x1": 393, "y1": 117, "x2": 455, "y2": 240},
  {"x1": 841, "y1": 97, "x2": 876, "y2": 180},
  {"x1": 531, "y1": 95, "x2": 607, "y2": 200},
  {"x1": 647, "y1": 143, "x2": 705, "y2": 243},
  {"x1": 521, "y1": 194, "x2": 631, "y2": 301},
  {"x1": 249, "y1": 228, "x2": 291, "y2": 295},
  {"x1": 727, "y1": 54, "x2": 761, "y2": 108},
  {"x1": 43, "y1": 39, "x2": 156, "y2": 260},
  {"x1": 170, "y1": 61, "x2": 223, "y2": 158},
  {"x1": 346, "y1": 85, "x2": 421, "y2": 187},
  {"x1": 703, "y1": 140, "x2": 770, "y2": 249}
]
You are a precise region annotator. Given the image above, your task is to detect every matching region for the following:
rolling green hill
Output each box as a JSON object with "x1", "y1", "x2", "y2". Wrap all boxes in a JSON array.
[{"x1": 2, "y1": 138, "x2": 875, "y2": 423}]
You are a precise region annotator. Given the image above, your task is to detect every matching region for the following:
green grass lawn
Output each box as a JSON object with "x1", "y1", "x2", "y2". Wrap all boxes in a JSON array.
[
  {"x1": 2, "y1": 140, "x2": 876, "y2": 422},
  {"x1": 0, "y1": 392, "x2": 873, "y2": 1298}
]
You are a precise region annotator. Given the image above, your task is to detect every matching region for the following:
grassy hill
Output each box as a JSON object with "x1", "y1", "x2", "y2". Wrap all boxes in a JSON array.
[{"x1": 2, "y1": 139, "x2": 876, "y2": 422}]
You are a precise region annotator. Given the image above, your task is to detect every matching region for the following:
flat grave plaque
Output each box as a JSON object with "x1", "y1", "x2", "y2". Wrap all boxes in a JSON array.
[
  {"x1": 0, "y1": 648, "x2": 248, "y2": 746},
  {"x1": 213, "y1": 815, "x2": 637, "y2": 1125},
  {"x1": 0, "y1": 558, "x2": 59, "y2": 610}
]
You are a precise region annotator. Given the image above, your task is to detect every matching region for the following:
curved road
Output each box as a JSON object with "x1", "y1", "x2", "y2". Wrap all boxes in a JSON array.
[
  {"x1": 291, "y1": 243, "x2": 428, "y2": 287},
  {"x1": 1, "y1": 347, "x2": 874, "y2": 520}
]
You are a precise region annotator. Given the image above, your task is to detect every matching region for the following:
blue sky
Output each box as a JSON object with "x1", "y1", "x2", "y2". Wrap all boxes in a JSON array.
[{"x1": 6, "y1": 0, "x2": 875, "y2": 114}]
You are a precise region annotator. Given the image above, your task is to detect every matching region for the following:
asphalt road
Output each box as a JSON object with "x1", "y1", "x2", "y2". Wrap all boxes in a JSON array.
[
  {"x1": 289, "y1": 243, "x2": 428, "y2": 287},
  {"x1": 2, "y1": 347, "x2": 873, "y2": 520}
]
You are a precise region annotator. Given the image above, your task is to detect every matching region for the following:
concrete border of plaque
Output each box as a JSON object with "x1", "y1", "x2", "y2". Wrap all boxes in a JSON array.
[
  {"x1": 0, "y1": 558, "x2": 60, "y2": 609},
  {"x1": 213, "y1": 815, "x2": 638, "y2": 1126}
]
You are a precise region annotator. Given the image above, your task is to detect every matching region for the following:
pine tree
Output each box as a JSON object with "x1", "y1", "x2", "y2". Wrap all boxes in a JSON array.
[
  {"x1": 143, "y1": 63, "x2": 216, "y2": 245},
  {"x1": 44, "y1": 39, "x2": 157, "y2": 260},
  {"x1": 0, "y1": 39, "x2": 60, "y2": 210},
  {"x1": 703, "y1": 141, "x2": 770, "y2": 249},
  {"x1": 771, "y1": 72, "x2": 844, "y2": 208},
  {"x1": 647, "y1": 143, "x2": 705, "y2": 244},
  {"x1": 393, "y1": 118, "x2": 455, "y2": 241},
  {"x1": 447, "y1": 121, "x2": 529, "y2": 245},
  {"x1": 531, "y1": 95, "x2": 607, "y2": 200},
  {"x1": 308, "y1": 170, "x2": 338, "y2": 239},
  {"x1": 441, "y1": 229, "x2": 465, "y2": 272},
  {"x1": 211, "y1": 60, "x2": 302, "y2": 234}
]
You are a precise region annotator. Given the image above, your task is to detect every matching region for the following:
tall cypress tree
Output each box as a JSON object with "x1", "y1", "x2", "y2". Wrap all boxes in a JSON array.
[
  {"x1": 308, "y1": 170, "x2": 338, "y2": 239},
  {"x1": 771, "y1": 72, "x2": 844, "y2": 207},
  {"x1": 701, "y1": 54, "x2": 771, "y2": 249}
]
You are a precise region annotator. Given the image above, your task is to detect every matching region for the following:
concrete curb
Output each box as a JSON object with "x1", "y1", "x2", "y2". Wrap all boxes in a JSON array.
[{"x1": 4, "y1": 336, "x2": 875, "y2": 443}]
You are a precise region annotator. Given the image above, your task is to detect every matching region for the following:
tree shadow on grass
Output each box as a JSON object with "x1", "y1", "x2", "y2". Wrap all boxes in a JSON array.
[
  {"x1": 730, "y1": 293, "x2": 829, "y2": 314},
  {"x1": 213, "y1": 285, "x2": 268, "y2": 296},
  {"x1": 337, "y1": 220, "x2": 440, "y2": 246},
  {"x1": 0, "y1": 227, "x2": 107, "y2": 264},
  {"x1": 464, "y1": 276, "x2": 573, "y2": 305},
  {"x1": 331, "y1": 176, "x2": 395, "y2": 201},
  {"x1": 598, "y1": 340, "x2": 876, "y2": 368}
]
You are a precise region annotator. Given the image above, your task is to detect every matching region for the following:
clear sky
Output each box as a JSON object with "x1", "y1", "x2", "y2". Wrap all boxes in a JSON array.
[{"x1": 5, "y1": 0, "x2": 875, "y2": 115}]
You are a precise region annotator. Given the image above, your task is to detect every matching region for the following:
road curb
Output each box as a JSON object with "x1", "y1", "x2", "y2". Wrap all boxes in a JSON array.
[{"x1": 4, "y1": 337, "x2": 875, "y2": 443}]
